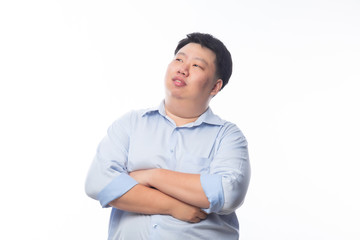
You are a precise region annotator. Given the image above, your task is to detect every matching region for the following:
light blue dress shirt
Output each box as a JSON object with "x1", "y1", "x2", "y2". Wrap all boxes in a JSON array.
[{"x1": 85, "y1": 101, "x2": 251, "y2": 240}]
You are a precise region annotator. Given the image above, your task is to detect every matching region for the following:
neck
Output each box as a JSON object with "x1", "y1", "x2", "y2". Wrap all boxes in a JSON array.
[{"x1": 164, "y1": 97, "x2": 209, "y2": 126}]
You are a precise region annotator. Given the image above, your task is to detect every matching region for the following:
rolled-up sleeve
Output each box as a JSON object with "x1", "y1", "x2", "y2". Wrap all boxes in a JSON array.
[
  {"x1": 85, "y1": 111, "x2": 138, "y2": 207},
  {"x1": 200, "y1": 123, "x2": 251, "y2": 214}
]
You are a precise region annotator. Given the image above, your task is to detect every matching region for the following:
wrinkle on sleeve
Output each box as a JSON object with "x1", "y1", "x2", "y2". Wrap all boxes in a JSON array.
[
  {"x1": 85, "y1": 111, "x2": 138, "y2": 207},
  {"x1": 201, "y1": 123, "x2": 251, "y2": 215},
  {"x1": 200, "y1": 173, "x2": 224, "y2": 213}
]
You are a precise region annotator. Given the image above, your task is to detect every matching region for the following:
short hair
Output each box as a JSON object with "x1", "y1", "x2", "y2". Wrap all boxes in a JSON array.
[{"x1": 174, "y1": 32, "x2": 232, "y2": 90}]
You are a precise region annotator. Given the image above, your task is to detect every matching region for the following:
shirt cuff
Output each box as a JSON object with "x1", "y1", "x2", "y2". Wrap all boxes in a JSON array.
[
  {"x1": 97, "y1": 173, "x2": 138, "y2": 208},
  {"x1": 200, "y1": 174, "x2": 224, "y2": 213}
]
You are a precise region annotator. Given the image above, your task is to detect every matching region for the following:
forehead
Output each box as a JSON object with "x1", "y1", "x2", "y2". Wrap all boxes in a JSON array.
[{"x1": 176, "y1": 43, "x2": 216, "y2": 65}]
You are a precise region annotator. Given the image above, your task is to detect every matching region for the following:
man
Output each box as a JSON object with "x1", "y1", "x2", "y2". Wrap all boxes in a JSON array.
[{"x1": 85, "y1": 32, "x2": 251, "y2": 239}]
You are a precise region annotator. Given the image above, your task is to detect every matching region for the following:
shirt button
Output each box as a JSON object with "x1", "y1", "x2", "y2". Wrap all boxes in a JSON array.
[
  {"x1": 153, "y1": 224, "x2": 158, "y2": 229},
  {"x1": 170, "y1": 149, "x2": 174, "y2": 153}
]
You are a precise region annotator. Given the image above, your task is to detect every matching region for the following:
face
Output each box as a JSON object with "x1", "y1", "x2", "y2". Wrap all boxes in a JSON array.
[{"x1": 164, "y1": 43, "x2": 223, "y2": 106}]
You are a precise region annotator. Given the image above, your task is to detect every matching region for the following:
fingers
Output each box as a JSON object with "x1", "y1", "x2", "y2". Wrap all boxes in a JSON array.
[
  {"x1": 198, "y1": 210, "x2": 208, "y2": 220},
  {"x1": 129, "y1": 170, "x2": 151, "y2": 187},
  {"x1": 189, "y1": 210, "x2": 208, "y2": 223},
  {"x1": 190, "y1": 218, "x2": 201, "y2": 223},
  {"x1": 171, "y1": 202, "x2": 208, "y2": 223}
]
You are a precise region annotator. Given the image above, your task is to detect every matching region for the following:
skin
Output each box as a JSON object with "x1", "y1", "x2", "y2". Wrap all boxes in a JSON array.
[
  {"x1": 130, "y1": 169, "x2": 210, "y2": 208},
  {"x1": 110, "y1": 43, "x2": 223, "y2": 223},
  {"x1": 164, "y1": 43, "x2": 223, "y2": 124},
  {"x1": 109, "y1": 184, "x2": 207, "y2": 223}
]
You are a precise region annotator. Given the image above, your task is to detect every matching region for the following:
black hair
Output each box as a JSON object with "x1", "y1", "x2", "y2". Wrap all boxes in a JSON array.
[{"x1": 174, "y1": 32, "x2": 232, "y2": 90}]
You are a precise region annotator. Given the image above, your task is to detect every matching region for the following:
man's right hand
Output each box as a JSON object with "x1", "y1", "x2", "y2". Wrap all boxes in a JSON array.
[{"x1": 170, "y1": 202, "x2": 208, "y2": 223}]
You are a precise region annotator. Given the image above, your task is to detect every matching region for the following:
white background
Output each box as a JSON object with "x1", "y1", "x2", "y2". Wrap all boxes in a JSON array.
[{"x1": 1, "y1": 0, "x2": 359, "y2": 239}]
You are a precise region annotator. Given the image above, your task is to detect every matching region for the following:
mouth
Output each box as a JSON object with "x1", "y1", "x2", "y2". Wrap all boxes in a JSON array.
[{"x1": 172, "y1": 77, "x2": 186, "y2": 87}]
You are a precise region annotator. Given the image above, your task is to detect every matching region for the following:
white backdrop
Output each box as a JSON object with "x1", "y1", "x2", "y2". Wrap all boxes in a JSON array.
[{"x1": 1, "y1": 0, "x2": 359, "y2": 239}]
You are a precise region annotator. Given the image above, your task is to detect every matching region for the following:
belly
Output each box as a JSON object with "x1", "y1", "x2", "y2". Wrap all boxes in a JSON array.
[{"x1": 109, "y1": 211, "x2": 151, "y2": 239}]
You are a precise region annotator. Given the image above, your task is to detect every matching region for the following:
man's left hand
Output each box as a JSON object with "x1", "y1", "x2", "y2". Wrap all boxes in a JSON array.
[{"x1": 129, "y1": 169, "x2": 153, "y2": 187}]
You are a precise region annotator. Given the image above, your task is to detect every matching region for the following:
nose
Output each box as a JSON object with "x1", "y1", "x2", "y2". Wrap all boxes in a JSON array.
[{"x1": 177, "y1": 64, "x2": 189, "y2": 77}]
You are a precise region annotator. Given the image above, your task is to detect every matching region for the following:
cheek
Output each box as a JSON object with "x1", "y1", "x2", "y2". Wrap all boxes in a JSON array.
[
  {"x1": 193, "y1": 75, "x2": 213, "y2": 90},
  {"x1": 165, "y1": 63, "x2": 176, "y2": 77},
  {"x1": 164, "y1": 65, "x2": 172, "y2": 80}
]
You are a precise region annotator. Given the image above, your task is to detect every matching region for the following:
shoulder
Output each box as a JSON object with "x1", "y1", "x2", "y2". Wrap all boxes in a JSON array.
[
  {"x1": 111, "y1": 107, "x2": 159, "y2": 127},
  {"x1": 222, "y1": 121, "x2": 245, "y2": 135},
  {"x1": 205, "y1": 108, "x2": 247, "y2": 141},
  {"x1": 217, "y1": 120, "x2": 248, "y2": 146}
]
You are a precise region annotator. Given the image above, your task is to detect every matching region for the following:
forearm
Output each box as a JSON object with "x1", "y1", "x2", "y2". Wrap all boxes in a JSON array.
[
  {"x1": 109, "y1": 184, "x2": 207, "y2": 222},
  {"x1": 109, "y1": 184, "x2": 175, "y2": 215},
  {"x1": 146, "y1": 169, "x2": 210, "y2": 209}
]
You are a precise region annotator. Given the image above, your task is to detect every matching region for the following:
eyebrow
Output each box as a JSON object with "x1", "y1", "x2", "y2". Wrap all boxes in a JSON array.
[{"x1": 177, "y1": 52, "x2": 209, "y2": 66}]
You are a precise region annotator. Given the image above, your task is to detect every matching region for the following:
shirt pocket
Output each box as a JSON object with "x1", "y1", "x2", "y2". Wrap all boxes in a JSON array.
[{"x1": 177, "y1": 153, "x2": 212, "y2": 174}]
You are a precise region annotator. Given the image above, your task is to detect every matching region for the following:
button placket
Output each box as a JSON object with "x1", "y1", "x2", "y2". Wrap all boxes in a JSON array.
[
  {"x1": 149, "y1": 215, "x2": 162, "y2": 239},
  {"x1": 167, "y1": 127, "x2": 178, "y2": 169}
]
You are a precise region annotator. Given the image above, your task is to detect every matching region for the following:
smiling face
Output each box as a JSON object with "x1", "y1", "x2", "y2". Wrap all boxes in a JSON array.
[{"x1": 164, "y1": 43, "x2": 223, "y2": 108}]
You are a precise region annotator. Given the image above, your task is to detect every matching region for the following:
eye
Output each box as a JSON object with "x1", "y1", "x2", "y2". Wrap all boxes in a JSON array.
[
  {"x1": 192, "y1": 64, "x2": 203, "y2": 69},
  {"x1": 175, "y1": 58, "x2": 183, "y2": 62}
]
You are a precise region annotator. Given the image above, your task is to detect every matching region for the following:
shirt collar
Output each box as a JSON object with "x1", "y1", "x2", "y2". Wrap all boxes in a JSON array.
[{"x1": 142, "y1": 101, "x2": 225, "y2": 127}]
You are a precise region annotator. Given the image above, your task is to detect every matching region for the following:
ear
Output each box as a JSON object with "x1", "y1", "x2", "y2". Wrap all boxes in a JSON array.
[{"x1": 210, "y1": 79, "x2": 223, "y2": 96}]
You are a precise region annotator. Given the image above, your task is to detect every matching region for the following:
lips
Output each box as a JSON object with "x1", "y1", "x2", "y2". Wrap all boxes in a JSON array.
[{"x1": 172, "y1": 76, "x2": 186, "y2": 87}]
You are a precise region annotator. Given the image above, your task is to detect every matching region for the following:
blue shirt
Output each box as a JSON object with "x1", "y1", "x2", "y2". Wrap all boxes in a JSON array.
[{"x1": 85, "y1": 101, "x2": 251, "y2": 240}]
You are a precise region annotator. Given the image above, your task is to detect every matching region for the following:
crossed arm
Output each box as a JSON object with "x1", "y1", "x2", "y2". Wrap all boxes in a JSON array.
[
  {"x1": 109, "y1": 169, "x2": 209, "y2": 223},
  {"x1": 86, "y1": 117, "x2": 250, "y2": 223}
]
